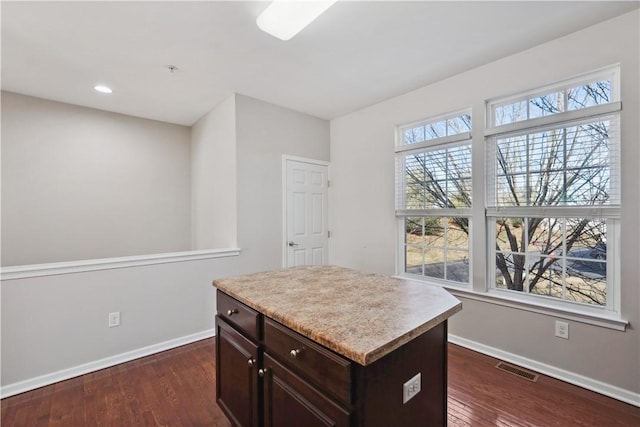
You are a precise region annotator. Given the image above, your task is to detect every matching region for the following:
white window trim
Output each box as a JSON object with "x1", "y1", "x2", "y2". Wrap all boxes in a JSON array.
[
  {"x1": 447, "y1": 285, "x2": 627, "y2": 331},
  {"x1": 483, "y1": 67, "x2": 621, "y2": 317},
  {"x1": 392, "y1": 271, "x2": 627, "y2": 331},
  {"x1": 394, "y1": 68, "x2": 628, "y2": 329},
  {"x1": 396, "y1": 109, "x2": 473, "y2": 287}
]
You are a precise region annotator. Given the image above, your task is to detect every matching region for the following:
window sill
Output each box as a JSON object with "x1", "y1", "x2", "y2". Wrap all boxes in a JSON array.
[
  {"x1": 0, "y1": 248, "x2": 242, "y2": 281},
  {"x1": 394, "y1": 274, "x2": 628, "y2": 331}
]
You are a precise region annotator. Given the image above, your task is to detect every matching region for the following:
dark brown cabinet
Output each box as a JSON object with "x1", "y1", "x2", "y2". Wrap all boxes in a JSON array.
[
  {"x1": 216, "y1": 290, "x2": 352, "y2": 427},
  {"x1": 216, "y1": 317, "x2": 260, "y2": 427},
  {"x1": 216, "y1": 289, "x2": 448, "y2": 427}
]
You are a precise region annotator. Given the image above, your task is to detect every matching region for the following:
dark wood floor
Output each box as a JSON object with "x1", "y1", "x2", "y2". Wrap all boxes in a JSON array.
[{"x1": 2, "y1": 338, "x2": 639, "y2": 426}]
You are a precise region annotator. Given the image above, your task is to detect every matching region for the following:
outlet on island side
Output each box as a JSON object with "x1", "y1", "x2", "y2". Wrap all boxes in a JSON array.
[
  {"x1": 108, "y1": 311, "x2": 121, "y2": 328},
  {"x1": 555, "y1": 320, "x2": 569, "y2": 339},
  {"x1": 402, "y1": 372, "x2": 421, "y2": 404}
]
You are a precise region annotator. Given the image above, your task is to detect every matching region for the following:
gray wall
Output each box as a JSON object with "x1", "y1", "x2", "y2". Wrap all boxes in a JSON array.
[
  {"x1": 235, "y1": 94, "x2": 330, "y2": 273},
  {"x1": 329, "y1": 10, "x2": 640, "y2": 397},
  {"x1": 0, "y1": 93, "x2": 330, "y2": 395},
  {"x1": 191, "y1": 94, "x2": 237, "y2": 250},
  {"x1": 0, "y1": 256, "x2": 239, "y2": 387},
  {"x1": 1, "y1": 92, "x2": 192, "y2": 266}
]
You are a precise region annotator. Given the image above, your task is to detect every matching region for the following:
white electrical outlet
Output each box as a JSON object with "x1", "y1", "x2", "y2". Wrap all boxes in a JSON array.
[
  {"x1": 108, "y1": 311, "x2": 121, "y2": 328},
  {"x1": 555, "y1": 320, "x2": 569, "y2": 339},
  {"x1": 402, "y1": 373, "x2": 421, "y2": 404}
]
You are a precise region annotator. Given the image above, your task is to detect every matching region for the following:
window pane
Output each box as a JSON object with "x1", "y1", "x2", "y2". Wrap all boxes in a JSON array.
[
  {"x1": 405, "y1": 217, "x2": 425, "y2": 245},
  {"x1": 405, "y1": 184, "x2": 424, "y2": 209},
  {"x1": 405, "y1": 244, "x2": 423, "y2": 275},
  {"x1": 565, "y1": 218, "x2": 606, "y2": 261},
  {"x1": 447, "y1": 145, "x2": 472, "y2": 207},
  {"x1": 566, "y1": 264, "x2": 606, "y2": 305},
  {"x1": 494, "y1": 100, "x2": 527, "y2": 125},
  {"x1": 494, "y1": 217, "x2": 526, "y2": 252},
  {"x1": 494, "y1": 252, "x2": 527, "y2": 291},
  {"x1": 495, "y1": 175, "x2": 526, "y2": 206},
  {"x1": 404, "y1": 126, "x2": 425, "y2": 144},
  {"x1": 528, "y1": 217, "x2": 563, "y2": 255},
  {"x1": 447, "y1": 114, "x2": 472, "y2": 135},
  {"x1": 529, "y1": 92, "x2": 563, "y2": 118},
  {"x1": 567, "y1": 80, "x2": 611, "y2": 110},
  {"x1": 565, "y1": 121, "x2": 611, "y2": 205},
  {"x1": 422, "y1": 248, "x2": 446, "y2": 280},
  {"x1": 448, "y1": 218, "x2": 470, "y2": 248},
  {"x1": 527, "y1": 129, "x2": 563, "y2": 174},
  {"x1": 426, "y1": 120, "x2": 447, "y2": 140}
]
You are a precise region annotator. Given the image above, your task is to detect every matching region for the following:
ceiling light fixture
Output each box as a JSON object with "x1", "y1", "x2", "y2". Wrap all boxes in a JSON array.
[
  {"x1": 256, "y1": 0, "x2": 337, "y2": 41},
  {"x1": 93, "y1": 85, "x2": 113, "y2": 94}
]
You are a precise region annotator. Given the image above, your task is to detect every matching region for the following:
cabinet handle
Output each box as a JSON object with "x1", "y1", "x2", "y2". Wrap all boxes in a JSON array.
[
  {"x1": 226, "y1": 308, "x2": 238, "y2": 316},
  {"x1": 258, "y1": 368, "x2": 269, "y2": 377},
  {"x1": 289, "y1": 349, "x2": 301, "y2": 358},
  {"x1": 248, "y1": 358, "x2": 255, "y2": 367}
]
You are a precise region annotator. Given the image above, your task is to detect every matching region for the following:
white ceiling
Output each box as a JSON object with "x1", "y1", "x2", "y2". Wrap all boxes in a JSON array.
[{"x1": 2, "y1": 1, "x2": 638, "y2": 126}]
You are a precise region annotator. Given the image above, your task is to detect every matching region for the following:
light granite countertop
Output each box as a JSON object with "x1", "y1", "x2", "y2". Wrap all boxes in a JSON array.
[{"x1": 213, "y1": 265, "x2": 462, "y2": 366}]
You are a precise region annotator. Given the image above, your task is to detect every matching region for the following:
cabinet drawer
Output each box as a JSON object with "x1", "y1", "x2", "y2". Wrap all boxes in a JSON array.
[
  {"x1": 217, "y1": 290, "x2": 261, "y2": 342},
  {"x1": 264, "y1": 318, "x2": 352, "y2": 405}
]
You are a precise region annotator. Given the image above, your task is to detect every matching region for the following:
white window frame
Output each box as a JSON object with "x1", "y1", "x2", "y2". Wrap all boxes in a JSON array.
[
  {"x1": 392, "y1": 68, "x2": 627, "y2": 331},
  {"x1": 484, "y1": 67, "x2": 621, "y2": 317},
  {"x1": 395, "y1": 109, "x2": 473, "y2": 287}
]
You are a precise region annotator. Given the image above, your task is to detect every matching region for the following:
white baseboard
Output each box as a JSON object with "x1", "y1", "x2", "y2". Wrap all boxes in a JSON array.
[
  {"x1": 1, "y1": 329, "x2": 215, "y2": 399},
  {"x1": 448, "y1": 334, "x2": 640, "y2": 407}
]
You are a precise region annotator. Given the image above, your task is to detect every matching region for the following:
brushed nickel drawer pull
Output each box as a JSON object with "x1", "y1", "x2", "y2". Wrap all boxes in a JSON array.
[
  {"x1": 290, "y1": 349, "x2": 301, "y2": 358},
  {"x1": 258, "y1": 368, "x2": 268, "y2": 377},
  {"x1": 227, "y1": 308, "x2": 238, "y2": 316}
]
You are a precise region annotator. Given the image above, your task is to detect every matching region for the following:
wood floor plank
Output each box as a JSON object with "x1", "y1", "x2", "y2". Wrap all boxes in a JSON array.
[{"x1": 1, "y1": 338, "x2": 638, "y2": 426}]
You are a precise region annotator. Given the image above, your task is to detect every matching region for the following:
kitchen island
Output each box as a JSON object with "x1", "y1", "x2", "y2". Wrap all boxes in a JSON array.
[{"x1": 213, "y1": 265, "x2": 462, "y2": 427}]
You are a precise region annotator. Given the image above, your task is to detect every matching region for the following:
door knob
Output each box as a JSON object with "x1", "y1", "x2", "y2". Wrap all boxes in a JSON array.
[{"x1": 288, "y1": 241, "x2": 299, "y2": 247}]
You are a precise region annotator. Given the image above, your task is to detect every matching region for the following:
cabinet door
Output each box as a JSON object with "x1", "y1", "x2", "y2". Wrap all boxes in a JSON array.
[
  {"x1": 262, "y1": 353, "x2": 350, "y2": 427},
  {"x1": 216, "y1": 316, "x2": 260, "y2": 427}
]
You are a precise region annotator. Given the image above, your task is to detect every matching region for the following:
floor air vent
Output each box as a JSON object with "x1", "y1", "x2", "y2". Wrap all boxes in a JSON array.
[{"x1": 495, "y1": 362, "x2": 539, "y2": 382}]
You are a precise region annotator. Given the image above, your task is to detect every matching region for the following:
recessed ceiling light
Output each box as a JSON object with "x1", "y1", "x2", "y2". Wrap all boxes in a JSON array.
[
  {"x1": 94, "y1": 85, "x2": 113, "y2": 94},
  {"x1": 256, "y1": 0, "x2": 337, "y2": 41}
]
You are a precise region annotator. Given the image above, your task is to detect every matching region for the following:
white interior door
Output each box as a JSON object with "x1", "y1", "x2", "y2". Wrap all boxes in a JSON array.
[{"x1": 284, "y1": 158, "x2": 329, "y2": 267}]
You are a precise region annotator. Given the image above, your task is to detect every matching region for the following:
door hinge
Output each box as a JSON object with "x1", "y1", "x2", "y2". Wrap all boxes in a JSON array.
[
  {"x1": 327, "y1": 180, "x2": 331, "y2": 188},
  {"x1": 328, "y1": 231, "x2": 332, "y2": 238}
]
